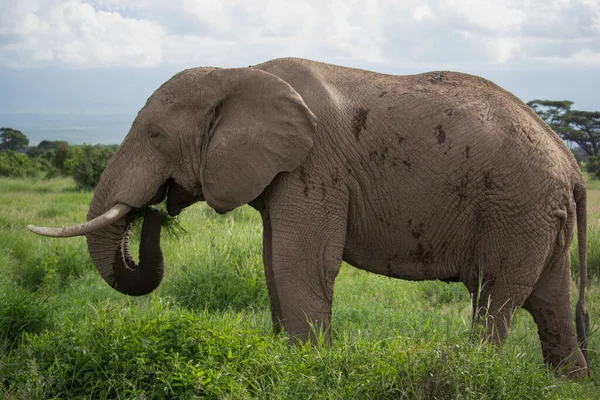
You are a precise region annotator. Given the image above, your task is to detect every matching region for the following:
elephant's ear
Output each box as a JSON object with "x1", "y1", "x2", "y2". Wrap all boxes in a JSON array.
[{"x1": 200, "y1": 68, "x2": 316, "y2": 212}]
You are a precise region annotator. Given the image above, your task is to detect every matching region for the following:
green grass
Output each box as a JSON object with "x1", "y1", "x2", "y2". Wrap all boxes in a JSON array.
[{"x1": 1, "y1": 176, "x2": 599, "y2": 399}]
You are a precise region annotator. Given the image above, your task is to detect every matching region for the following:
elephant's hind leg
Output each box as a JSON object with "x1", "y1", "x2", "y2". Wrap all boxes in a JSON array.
[
  {"x1": 471, "y1": 281, "x2": 532, "y2": 347},
  {"x1": 467, "y1": 226, "x2": 544, "y2": 347},
  {"x1": 522, "y1": 253, "x2": 588, "y2": 378}
]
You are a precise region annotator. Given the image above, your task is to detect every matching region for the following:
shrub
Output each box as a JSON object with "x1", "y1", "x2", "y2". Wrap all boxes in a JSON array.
[
  {"x1": 64, "y1": 144, "x2": 116, "y2": 189},
  {"x1": 0, "y1": 150, "x2": 42, "y2": 178},
  {"x1": 586, "y1": 155, "x2": 600, "y2": 176}
]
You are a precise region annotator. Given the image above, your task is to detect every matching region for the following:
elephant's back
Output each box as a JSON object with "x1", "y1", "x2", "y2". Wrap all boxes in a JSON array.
[
  {"x1": 255, "y1": 58, "x2": 583, "y2": 189},
  {"x1": 378, "y1": 69, "x2": 582, "y2": 187}
]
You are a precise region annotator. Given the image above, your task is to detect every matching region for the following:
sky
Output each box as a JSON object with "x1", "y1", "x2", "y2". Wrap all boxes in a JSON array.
[{"x1": 0, "y1": 0, "x2": 599, "y2": 144}]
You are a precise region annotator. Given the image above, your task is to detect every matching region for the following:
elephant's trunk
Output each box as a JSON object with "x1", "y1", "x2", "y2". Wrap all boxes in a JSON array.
[{"x1": 85, "y1": 206, "x2": 164, "y2": 296}]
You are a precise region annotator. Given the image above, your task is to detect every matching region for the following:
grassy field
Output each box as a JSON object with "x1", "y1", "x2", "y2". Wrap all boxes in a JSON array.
[{"x1": 1, "y1": 177, "x2": 599, "y2": 399}]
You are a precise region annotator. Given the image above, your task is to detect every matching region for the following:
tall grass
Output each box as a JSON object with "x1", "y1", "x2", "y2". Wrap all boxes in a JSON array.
[{"x1": 1, "y1": 176, "x2": 599, "y2": 398}]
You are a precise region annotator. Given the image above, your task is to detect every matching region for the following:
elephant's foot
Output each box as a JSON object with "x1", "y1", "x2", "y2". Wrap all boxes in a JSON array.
[
  {"x1": 543, "y1": 345, "x2": 588, "y2": 380},
  {"x1": 524, "y1": 294, "x2": 589, "y2": 380}
]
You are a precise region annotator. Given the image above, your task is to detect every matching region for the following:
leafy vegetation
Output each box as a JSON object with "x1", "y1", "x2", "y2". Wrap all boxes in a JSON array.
[
  {"x1": 0, "y1": 151, "x2": 44, "y2": 178},
  {"x1": 0, "y1": 177, "x2": 599, "y2": 399},
  {"x1": 64, "y1": 144, "x2": 117, "y2": 189},
  {"x1": 0, "y1": 128, "x2": 117, "y2": 187}
]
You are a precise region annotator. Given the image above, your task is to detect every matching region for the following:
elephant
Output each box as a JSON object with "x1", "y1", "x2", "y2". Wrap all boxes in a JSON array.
[{"x1": 29, "y1": 57, "x2": 590, "y2": 378}]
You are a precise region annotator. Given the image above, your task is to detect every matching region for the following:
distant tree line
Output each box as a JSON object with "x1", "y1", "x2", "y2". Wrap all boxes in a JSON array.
[{"x1": 0, "y1": 127, "x2": 117, "y2": 189}]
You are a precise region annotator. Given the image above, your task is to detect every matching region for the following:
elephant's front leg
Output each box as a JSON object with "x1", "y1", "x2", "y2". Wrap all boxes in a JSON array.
[
  {"x1": 265, "y1": 184, "x2": 349, "y2": 343},
  {"x1": 261, "y1": 213, "x2": 284, "y2": 334}
]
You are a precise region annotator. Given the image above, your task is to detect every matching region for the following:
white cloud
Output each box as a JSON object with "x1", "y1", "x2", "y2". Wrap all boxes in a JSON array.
[
  {"x1": 0, "y1": 0, "x2": 164, "y2": 68},
  {"x1": 412, "y1": 4, "x2": 433, "y2": 22},
  {"x1": 0, "y1": 0, "x2": 599, "y2": 69},
  {"x1": 532, "y1": 47, "x2": 600, "y2": 67},
  {"x1": 443, "y1": 0, "x2": 526, "y2": 33}
]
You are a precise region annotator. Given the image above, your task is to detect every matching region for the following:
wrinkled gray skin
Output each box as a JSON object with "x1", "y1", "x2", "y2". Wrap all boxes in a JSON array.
[{"x1": 85, "y1": 58, "x2": 589, "y2": 378}]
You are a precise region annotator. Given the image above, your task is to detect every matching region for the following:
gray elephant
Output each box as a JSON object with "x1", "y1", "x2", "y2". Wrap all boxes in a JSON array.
[{"x1": 29, "y1": 58, "x2": 589, "y2": 378}]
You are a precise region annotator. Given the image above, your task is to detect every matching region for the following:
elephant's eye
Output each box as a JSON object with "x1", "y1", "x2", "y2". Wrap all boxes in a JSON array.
[{"x1": 149, "y1": 129, "x2": 160, "y2": 140}]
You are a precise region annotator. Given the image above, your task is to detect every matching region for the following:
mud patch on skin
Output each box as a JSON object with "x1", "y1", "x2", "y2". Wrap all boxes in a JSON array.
[
  {"x1": 378, "y1": 91, "x2": 388, "y2": 98},
  {"x1": 376, "y1": 215, "x2": 399, "y2": 233},
  {"x1": 464, "y1": 145, "x2": 471, "y2": 159},
  {"x1": 454, "y1": 172, "x2": 471, "y2": 209},
  {"x1": 429, "y1": 72, "x2": 444, "y2": 83},
  {"x1": 298, "y1": 165, "x2": 310, "y2": 197},
  {"x1": 411, "y1": 227, "x2": 424, "y2": 239},
  {"x1": 434, "y1": 125, "x2": 446, "y2": 144},
  {"x1": 483, "y1": 171, "x2": 494, "y2": 190},
  {"x1": 331, "y1": 168, "x2": 340, "y2": 184},
  {"x1": 407, "y1": 220, "x2": 432, "y2": 266},
  {"x1": 299, "y1": 165, "x2": 307, "y2": 183},
  {"x1": 384, "y1": 254, "x2": 402, "y2": 277},
  {"x1": 381, "y1": 147, "x2": 389, "y2": 161},
  {"x1": 369, "y1": 147, "x2": 389, "y2": 166},
  {"x1": 409, "y1": 242, "x2": 433, "y2": 265},
  {"x1": 352, "y1": 107, "x2": 369, "y2": 140}
]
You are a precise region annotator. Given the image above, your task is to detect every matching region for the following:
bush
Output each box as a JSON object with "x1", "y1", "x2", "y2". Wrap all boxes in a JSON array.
[
  {"x1": 0, "y1": 142, "x2": 118, "y2": 185},
  {"x1": 64, "y1": 144, "x2": 116, "y2": 189},
  {"x1": 26, "y1": 141, "x2": 71, "y2": 176},
  {"x1": 586, "y1": 155, "x2": 600, "y2": 175},
  {"x1": 0, "y1": 150, "x2": 43, "y2": 178}
]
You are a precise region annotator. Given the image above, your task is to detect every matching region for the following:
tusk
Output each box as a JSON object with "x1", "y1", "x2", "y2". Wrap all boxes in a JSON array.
[{"x1": 28, "y1": 204, "x2": 133, "y2": 238}]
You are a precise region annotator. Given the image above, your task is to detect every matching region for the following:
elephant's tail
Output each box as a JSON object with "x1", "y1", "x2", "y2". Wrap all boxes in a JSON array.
[{"x1": 574, "y1": 183, "x2": 590, "y2": 363}]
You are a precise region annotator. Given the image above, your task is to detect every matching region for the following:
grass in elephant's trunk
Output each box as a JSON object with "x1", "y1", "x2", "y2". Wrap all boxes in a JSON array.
[{"x1": 129, "y1": 204, "x2": 187, "y2": 240}]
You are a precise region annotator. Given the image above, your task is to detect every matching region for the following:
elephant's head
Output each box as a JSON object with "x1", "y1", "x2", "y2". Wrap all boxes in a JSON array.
[{"x1": 28, "y1": 67, "x2": 316, "y2": 296}]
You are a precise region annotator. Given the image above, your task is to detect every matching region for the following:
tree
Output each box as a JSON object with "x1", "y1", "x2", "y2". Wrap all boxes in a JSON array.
[
  {"x1": 527, "y1": 100, "x2": 573, "y2": 133},
  {"x1": 563, "y1": 110, "x2": 600, "y2": 157},
  {"x1": 0, "y1": 128, "x2": 29, "y2": 151},
  {"x1": 37, "y1": 140, "x2": 68, "y2": 151},
  {"x1": 528, "y1": 100, "x2": 600, "y2": 157}
]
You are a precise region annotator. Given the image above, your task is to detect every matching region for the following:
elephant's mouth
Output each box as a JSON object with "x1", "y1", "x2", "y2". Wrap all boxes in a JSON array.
[{"x1": 162, "y1": 178, "x2": 204, "y2": 217}]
